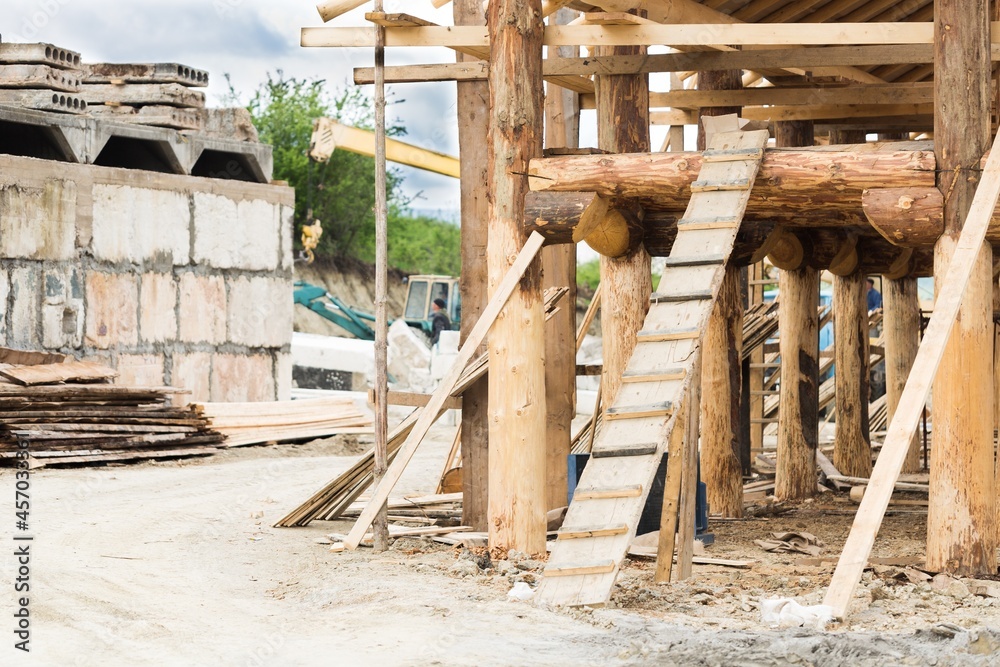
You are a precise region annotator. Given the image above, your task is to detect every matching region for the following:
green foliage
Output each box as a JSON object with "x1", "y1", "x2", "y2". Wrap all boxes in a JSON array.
[
  {"x1": 231, "y1": 72, "x2": 462, "y2": 276},
  {"x1": 358, "y1": 212, "x2": 461, "y2": 276},
  {"x1": 577, "y1": 257, "x2": 662, "y2": 292},
  {"x1": 233, "y1": 72, "x2": 407, "y2": 260},
  {"x1": 577, "y1": 258, "x2": 601, "y2": 292}
]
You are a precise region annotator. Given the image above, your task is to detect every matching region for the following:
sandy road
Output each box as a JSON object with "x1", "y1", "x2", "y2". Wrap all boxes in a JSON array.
[{"x1": 1, "y1": 421, "x2": 998, "y2": 666}]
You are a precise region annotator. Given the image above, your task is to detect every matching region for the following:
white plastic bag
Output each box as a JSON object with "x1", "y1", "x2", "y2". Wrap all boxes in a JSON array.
[
  {"x1": 507, "y1": 581, "x2": 535, "y2": 602},
  {"x1": 760, "y1": 598, "x2": 834, "y2": 630}
]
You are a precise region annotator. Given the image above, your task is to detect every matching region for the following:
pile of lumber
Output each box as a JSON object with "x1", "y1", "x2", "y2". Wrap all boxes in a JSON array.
[
  {"x1": 0, "y1": 42, "x2": 87, "y2": 113},
  {"x1": 0, "y1": 350, "x2": 222, "y2": 468},
  {"x1": 82, "y1": 61, "x2": 208, "y2": 130},
  {"x1": 194, "y1": 397, "x2": 373, "y2": 447}
]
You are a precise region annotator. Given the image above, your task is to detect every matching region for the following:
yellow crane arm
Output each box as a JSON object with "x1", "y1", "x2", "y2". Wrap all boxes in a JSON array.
[{"x1": 309, "y1": 117, "x2": 460, "y2": 179}]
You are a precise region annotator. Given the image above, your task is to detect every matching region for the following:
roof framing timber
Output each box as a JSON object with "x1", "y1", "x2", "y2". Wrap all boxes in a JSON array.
[
  {"x1": 355, "y1": 44, "x2": 1000, "y2": 85},
  {"x1": 301, "y1": 22, "x2": 983, "y2": 50}
]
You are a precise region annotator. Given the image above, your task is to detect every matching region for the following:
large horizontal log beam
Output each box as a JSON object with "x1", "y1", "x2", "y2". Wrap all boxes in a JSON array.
[
  {"x1": 522, "y1": 191, "x2": 643, "y2": 258},
  {"x1": 528, "y1": 143, "x2": 936, "y2": 219},
  {"x1": 865, "y1": 187, "x2": 1000, "y2": 248}
]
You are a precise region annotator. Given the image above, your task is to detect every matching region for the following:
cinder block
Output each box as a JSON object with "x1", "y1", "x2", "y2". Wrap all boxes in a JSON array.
[
  {"x1": 139, "y1": 273, "x2": 177, "y2": 343},
  {"x1": 210, "y1": 353, "x2": 275, "y2": 402},
  {"x1": 0, "y1": 268, "x2": 8, "y2": 346},
  {"x1": 116, "y1": 353, "x2": 165, "y2": 387},
  {"x1": 85, "y1": 272, "x2": 138, "y2": 349},
  {"x1": 171, "y1": 352, "x2": 211, "y2": 403},
  {"x1": 41, "y1": 267, "x2": 84, "y2": 349},
  {"x1": 177, "y1": 272, "x2": 226, "y2": 344},
  {"x1": 0, "y1": 180, "x2": 76, "y2": 260},
  {"x1": 91, "y1": 184, "x2": 190, "y2": 265},
  {"x1": 192, "y1": 193, "x2": 280, "y2": 271},
  {"x1": 279, "y1": 204, "x2": 294, "y2": 271},
  {"x1": 9, "y1": 266, "x2": 40, "y2": 349},
  {"x1": 275, "y1": 352, "x2": 292, "y2": 401},
  {"x1": 226, "y1": 275, "x2": 293, "y2": 348}
]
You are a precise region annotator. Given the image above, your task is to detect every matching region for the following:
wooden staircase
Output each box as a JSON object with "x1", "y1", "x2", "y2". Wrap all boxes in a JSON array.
[{"x1": 535, "y1": 128, "x2": 770, "y2": 607}]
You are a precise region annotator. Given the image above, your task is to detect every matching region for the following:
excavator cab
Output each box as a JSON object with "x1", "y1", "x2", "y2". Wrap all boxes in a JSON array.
[{"x1": 403, "y1": 275, "x2": 461, "y2": 336}]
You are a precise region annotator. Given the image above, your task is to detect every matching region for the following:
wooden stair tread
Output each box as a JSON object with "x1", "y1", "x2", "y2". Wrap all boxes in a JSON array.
[
  {"x1": 556, "y1": 524, "x2": 629, "y2": 540},
  {"x1": 636, "y1": 328, "x2": 700, "y2": 342},
  {"x1": 545, "y1": 559, "x2": 617, "y2": 577},
  {"x1": 572, "y1": 485, "x2": 643, "y2": 500},
  {"x1": 590, "y1": 442, "x2": 659, "y2": 458},
  {"x1": 690, "y1": 178, "x2": 752, "y2": 192},
  {"x1": 650, "y1": 290, "x2": 714, "y2": 303},
  {"x1": 662, "y1": 255, "x2": 727, "y2": 268}
]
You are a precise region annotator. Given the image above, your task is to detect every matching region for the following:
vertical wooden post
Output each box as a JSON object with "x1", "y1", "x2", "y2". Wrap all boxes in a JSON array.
[
  {"x1": 676, "y1": 354, "x2": 703, "y2": 581},
  {"x1": 486, "y1": 0, "x2": 547, "y2": 554},
  {"x1": 697, "y1": 68, "x2": 743, "y2": 517},
  {"x1": 702, "y1": 266, "x2": 744, "y2": 517},
  {"x1": 748, "y1": 261, "x2": 766, "y2": 461},
  {"x1": 371, "y1": 0, "x2": 390, "y2": 553},
  {"x1": 774, "y1": 121, "x2": 819, "y2": 503},
  {"x1": 542, "y1": 7, "x2": 579, "y2": 511},
  {"x1": 455, "y1": 0, "x2": 490, "y2": 531},
  {"x1": 833, "y1": 271, "x2": 872, "y2": 478},
  {"x1": 883, "y1": 276, "x2": 921, "y2": 473},
  {"x1": 928, "y1": 0, "x2": 997, "y2": 575},
  {"x1": 594, "y1": 13, "x2": 651, "y2": 407}
]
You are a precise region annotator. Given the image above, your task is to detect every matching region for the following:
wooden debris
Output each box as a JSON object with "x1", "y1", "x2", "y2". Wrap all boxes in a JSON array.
[
  {"x1": 0, "y1": 360, "x2": 116, "y2": 386},
  {"x1": 194, "y1": 397, "x2": 373, "y2": 447}
]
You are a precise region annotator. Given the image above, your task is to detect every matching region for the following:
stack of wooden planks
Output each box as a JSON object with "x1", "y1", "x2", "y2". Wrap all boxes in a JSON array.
[
  {"x1": 0, "y1": 42, "x2": 87, "y2": 113},
  {"x1": 0, "y1": 385, "x2": 222, "y2": 468},
  {"x1": 194, "y1": 397, "x2": 373, "y2": 447},
  {"x1": 82, "y1": 61, "x2": 208, "y2": 130}
]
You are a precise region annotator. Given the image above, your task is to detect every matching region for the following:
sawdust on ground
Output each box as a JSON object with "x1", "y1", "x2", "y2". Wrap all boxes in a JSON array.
[{"x1": 4, "y1": 411, "x2": 1000, "y2": 666}]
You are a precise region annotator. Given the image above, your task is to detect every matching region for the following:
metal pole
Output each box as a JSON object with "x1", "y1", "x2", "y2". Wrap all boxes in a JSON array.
[{"x1": 372, "y1": 0, "x2": 390, "y2": 552}]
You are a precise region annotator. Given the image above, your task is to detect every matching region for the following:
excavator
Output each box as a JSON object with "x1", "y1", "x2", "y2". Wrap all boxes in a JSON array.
[
  {"x1": 295, "y1": 118, "x2": 462, "y2": 342},
  {"x1": 293, "y1": 276, "x2": 460, "y2": 342}
]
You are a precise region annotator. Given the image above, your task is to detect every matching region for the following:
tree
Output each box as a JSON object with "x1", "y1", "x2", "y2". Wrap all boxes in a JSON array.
[{"x1": 235, "y1": 72, "x2": 407, "y2": 260}]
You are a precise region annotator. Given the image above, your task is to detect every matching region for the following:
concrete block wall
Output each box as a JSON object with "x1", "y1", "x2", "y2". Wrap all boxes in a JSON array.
[{"x1": 0, "y1": 154, "x2": 295, "y2": 402}]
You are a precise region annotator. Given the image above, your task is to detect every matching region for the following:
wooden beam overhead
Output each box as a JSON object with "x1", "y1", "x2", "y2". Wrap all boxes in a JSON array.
[
  {"x1": 648, "y1": 82, "x2": 933, "y2": 110},
  {"x1": 302, "y1": 22, "x2": 968, "y2": 50},
  {"x1": 355, "y1": 43, "x2": 970, "y2": 86}
]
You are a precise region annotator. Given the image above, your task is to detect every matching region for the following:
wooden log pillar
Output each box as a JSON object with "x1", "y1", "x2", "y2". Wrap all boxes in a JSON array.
[
  {"x1": 748, "y1": 262, "x2": 766, "y2": 462},
  {"x1": 830, "y1": 125, "x2": 869, "y2": 482},
  {"x1": 594, "y1": 16, "x2": 651, "y2": 407},
  {"x1": 833, "y1": 271, "x2": 872, "y2": 478},
  {"x1": 702, "y1": 266, "x2": 744, "y2": 516},
  {"x1": 486, "y1": 0, "x2": 547, "y2": 554},
  {"x1": 883, "y1": 276, "x2": 921, "y2": 472},
  {"x1": 774, "y1": 120, "x2": 819, "y2": 503},
  {"x1": 542, "y1": 7, "x2": 579, "y2": 511},
  {"x1": 927, "y1": 0, "x2": 997, "y2": 575},
  {"x1": 455, "y1": 0, "x2": 490, "y2": 531},
  {"x1": 698, "y1": 68, "x2": 744, "y2": 517}
]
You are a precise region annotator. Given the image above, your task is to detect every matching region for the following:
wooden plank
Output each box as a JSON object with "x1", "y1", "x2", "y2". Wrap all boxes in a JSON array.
[
  {"x1": 301, "y1": 22, "x2": 944, "y2": 50},
  {"x1": 572, "y1": 484, "x2": 642, "y2": 500},
  {"x1": 591, "y1": 442, "x2": 659, "y2": 458},
  {"x1": 544, "y1": 559, "x2": 617, "y2": 577},
  {"x1": 652, "y1": 82, "x2": 934, "y2": 110},
  {"x1": 655, "y1": 400, "x2": 687, "y2": 582},
  {"x1": 366, "y1": 389, "x2": 462, "y2": 410},
  {"x1": 343, "y1": 232, "x2": 546, "y2": 550},
  {"x1": 636, "y1": 327, "x2": 699, "y2": 342},
  {"x1": 823, "y1": 127, "x2": 1000, "y2": 620},
  {"x1": 0, "y1": 361, "x2": 117, "y2": 386},
  {"x1": 604, "y1": 403, "x2": 674, "y2": 420},
  {"x1": 557, "y1": 524, "x2": 629, "y2": 539}
]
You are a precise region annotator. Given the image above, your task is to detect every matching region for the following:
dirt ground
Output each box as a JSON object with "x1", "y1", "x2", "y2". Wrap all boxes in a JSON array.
[{"x1": 3, "y1": 411, "x2": 1000, "y2": 666}]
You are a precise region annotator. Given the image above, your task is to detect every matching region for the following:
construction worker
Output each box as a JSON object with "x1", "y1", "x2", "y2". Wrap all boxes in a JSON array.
[
  {"x1": 430, "y1": 298, "x2": 451, "y2": 347},
  {"x1": 866, "y1": 278, "x2": 883, "y2": 312}
]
